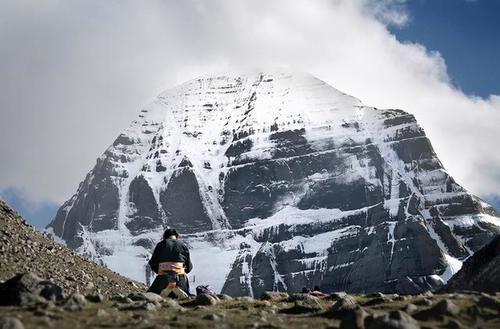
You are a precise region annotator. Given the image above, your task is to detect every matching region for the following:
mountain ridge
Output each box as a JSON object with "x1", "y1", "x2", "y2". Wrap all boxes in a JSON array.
[{"x1": 47, "y1": 71, "x2": 500, "y2": 296}]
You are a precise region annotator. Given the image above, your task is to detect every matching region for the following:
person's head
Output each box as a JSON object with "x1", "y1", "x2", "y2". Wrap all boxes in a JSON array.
[{"x1": 163, "y1": 227, "x2": 179, "y2": 240}]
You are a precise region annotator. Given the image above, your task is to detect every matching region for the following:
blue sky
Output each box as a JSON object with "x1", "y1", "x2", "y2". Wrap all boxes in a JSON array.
[
  {"x1": 390, "y1": 0, "x2": 500, "y2": 210},
  {"x1": 391, "y1": 0, "x2": 500, "y2": 98},
  {"x1": 0, "y1": 0, "x2": 498, "y2": 230},
  {"x1": 1, "y1": 188, "x2": 59, "y2": 229}
]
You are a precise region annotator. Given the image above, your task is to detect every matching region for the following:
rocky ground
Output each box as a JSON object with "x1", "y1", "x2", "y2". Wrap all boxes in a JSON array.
[
  {"x1": 1, "y1": 198, "x2": 499, "y2": 329},
  {"x1": 0, "y1": 198, "x2": 146, "y2": 296},
  {"x1": 0, "y1": 287, "x2": 499, "y2": 329}
]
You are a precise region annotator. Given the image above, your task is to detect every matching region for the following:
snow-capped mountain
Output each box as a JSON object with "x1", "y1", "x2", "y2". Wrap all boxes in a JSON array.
[{"x1": 47, "y1": 72, "x2": 500, "y2": 296}]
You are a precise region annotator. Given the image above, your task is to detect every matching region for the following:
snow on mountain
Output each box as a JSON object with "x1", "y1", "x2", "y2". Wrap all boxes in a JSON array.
[{"x1": 47, "y1": 71, "x2": 500, "y2": 296}]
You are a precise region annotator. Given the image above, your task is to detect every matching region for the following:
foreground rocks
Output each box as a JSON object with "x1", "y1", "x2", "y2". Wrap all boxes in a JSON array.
[
  {"x1": 0, "y1": 284, "x2": 499, "y2": 329},
  {"x1": 0, "y1": 273, "x2": 63, "y2": 306},
  {"x1": 1, "y1": 198, "x2": 499, "y2": 328}
]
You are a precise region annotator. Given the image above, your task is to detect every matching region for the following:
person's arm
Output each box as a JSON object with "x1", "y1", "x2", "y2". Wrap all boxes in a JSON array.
[
  {"x1": 184, "y1": 245, "x2": 193, "y2": 274},
  {"x1": 148, "y1": 242, "x2": 161, "y2": 274}
]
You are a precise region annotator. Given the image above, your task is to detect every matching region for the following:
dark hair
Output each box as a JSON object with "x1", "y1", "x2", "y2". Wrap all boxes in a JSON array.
[{"x1": 163, "y1": 227, "x2": 179, "y2": 239}]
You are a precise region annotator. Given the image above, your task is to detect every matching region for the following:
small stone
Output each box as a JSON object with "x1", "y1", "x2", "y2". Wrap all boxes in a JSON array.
[
  {"x1": 365, "y1": 310, "x2": 419, "y2": 329},
  {"x1": 128, "y1": 292, "x2": 163, "y2": 303},
  {"x1": 432, "y1": 299, "x2": 460, "y2": 316},
  {"x1": 217, "y1": 294, "x2": 233, "y2": 301},
  {"x1": 446, "y1": 319, "x2": 463, "y2": 329},
  {"x1": 39, "y1": 281, "x2": 64, "y2": 302},
  {"x1": 196, "y1": 293, "x2": 218, "y2": 306},
  {"x1": 64, "y1": 293, "x2": 87, "y2": 311},
  {"x1": 236, "y1": 296, "x2": 254, "y2": 303},
  {"x1": 330, "y1": 295, "x2": 359, "y2": 319},
  {"x1": 422, "y1": 291, "x2": 434, "y2": 298},
  {"x1": 86, "y1": 293, "x2": 104, "y2": 303},
  {"x1": 393, "y1": 295, "x2": 407, "y2": 301},
  {"x1": 142, "y1": 302, "x2": 158, "y2": 311},
  {"x1": 96, "y1": 309, "x2": 110, "y2": 318},
  {"x1": 0, "y1": 317, "x2": 24, "y2": 329},
  {"x1": 414, "y1": 299, "x2": 459, "y2": 321},
  {"x1": 202, "y1": 314, "x2": 220, "y2": 321},
  {"x1": 162, "y1": 298, "x2": 181, "y2": 309},
  {"x1": 402, "y1": 304, "x2": 418, "y2": 314},
  {"x1": 414, "y1": 297, "x2": 432, "y2": 306},
  {"x1": 339, "y1": 306, "x2": 369, "y2": 329},
  {"x1": 261, "y1": 291, "x2": 289, "y2": 301},
  {"x1": 364, "y1": 297, "x2": 386, "y2": 306},
  {"x1": 330, "y1": 292, "x2": 347, "y2": 300},
  {"x1": 290, "y1": 295, "x2": 323, "y2": 313}
]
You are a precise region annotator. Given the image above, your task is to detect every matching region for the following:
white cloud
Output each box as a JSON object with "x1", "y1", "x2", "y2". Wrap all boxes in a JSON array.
[{"x1": 0, "y1": 0, "x2": 498, "y2": 206}]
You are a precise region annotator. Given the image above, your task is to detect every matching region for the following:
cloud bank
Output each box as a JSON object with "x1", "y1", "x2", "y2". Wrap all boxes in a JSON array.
[{"x1": 0, "y1": 0, "x2": 498, "y2": 207}]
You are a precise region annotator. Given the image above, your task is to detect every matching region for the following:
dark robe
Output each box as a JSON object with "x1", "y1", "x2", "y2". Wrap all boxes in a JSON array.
[{"x1": 147, "y1": 238, "x2": 193, "y2": 295}]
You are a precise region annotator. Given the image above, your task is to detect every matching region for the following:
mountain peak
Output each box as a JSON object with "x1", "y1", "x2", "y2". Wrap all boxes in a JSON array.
[{"x1": 48, "y1": 72, "x2": 499, "y2": 296}]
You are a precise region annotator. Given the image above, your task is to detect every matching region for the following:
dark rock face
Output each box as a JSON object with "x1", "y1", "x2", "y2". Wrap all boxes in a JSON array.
[
  {"x1": 49, "y1": 157, "x2": 120, "y2": 249},
  {"x1": 126, "y1": 176, "x2": 161, "y2": 235},
  {"x1": 159, "y1": 166, "x2": 212, "y2": 234},
  {"x1": 0, "y1": 273, "x2": 63, "y2": 306},
  {"x1": 46, "y1": 72, "x2": 500, "y2": 295},
  {"x1": 444, "y1": 235, "x2": 500, "y2": 293}
]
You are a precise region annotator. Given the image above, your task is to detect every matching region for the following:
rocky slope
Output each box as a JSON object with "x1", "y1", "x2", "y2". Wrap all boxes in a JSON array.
[
  {"x1": 0, "y1": 198, "x2": 145, "y2": 297},
  {"x1": 444, "y1": 234, "x2": 500, "y2": 293},
  {"x1": 46, "y1": 71, "x2": 500, "y2": 296}
]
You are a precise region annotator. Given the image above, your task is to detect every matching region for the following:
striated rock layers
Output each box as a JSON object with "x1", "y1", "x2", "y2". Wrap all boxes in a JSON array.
[{"x1": 46, "y1": 72, "x2": 500, "y2": 297}]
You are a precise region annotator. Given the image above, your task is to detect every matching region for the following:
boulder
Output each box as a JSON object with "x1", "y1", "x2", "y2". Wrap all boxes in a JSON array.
[
  {"x1": 128, "y1": 292, "x2": 164, "y2": 303},
  {"x1": 288, "y1": 295, "x2": 323, "y2": 313},
  {"x1": 85, "y1": 293, "x2": 104, "y2": 303},
  {"x1": 365, "y1": 310, "x2": 419, "y2": 329},
  {"x1": 0, "y1": 273, "x2": 63, "y2": 306},
  {"x1": 195, "y1": 293, "x2": 219, "y2": 306},
  {"x1": 64, "y1": 293, "x2": 87, "y2": 311},
  {"x1": 340, "y1": 306, "x2": 369, "y2": 329},
  {"x1": 217, "y1": 294, "x2": 234, "y2": 301},
  {"x1": 0, "y1": 317, "x2": 24, "y2": 329},
  {"x1": 261, "y1": 291, "x2": 289, "y2": 301},
  {"x1": 330, "y1": 295, "x2": 359, "y2": 318},
  {"x1": 414, "y1": 299, "x2": 460, "y2": 321}
]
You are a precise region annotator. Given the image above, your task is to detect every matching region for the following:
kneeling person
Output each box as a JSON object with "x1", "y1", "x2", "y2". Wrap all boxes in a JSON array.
[{"x1": 147, "y1": 227, "x2": 192, "y2": 296}]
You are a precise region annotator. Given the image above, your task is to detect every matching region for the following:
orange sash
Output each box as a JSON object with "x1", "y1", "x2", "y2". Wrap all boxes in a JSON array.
[{"x1": 158, "y1": 262, "x2": 185, "y2": 275}]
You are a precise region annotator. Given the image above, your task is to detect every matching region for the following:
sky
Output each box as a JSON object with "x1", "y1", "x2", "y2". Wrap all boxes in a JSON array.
[{"x1": 0, "y1": 0, "x2": 499, "y2": 229}]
